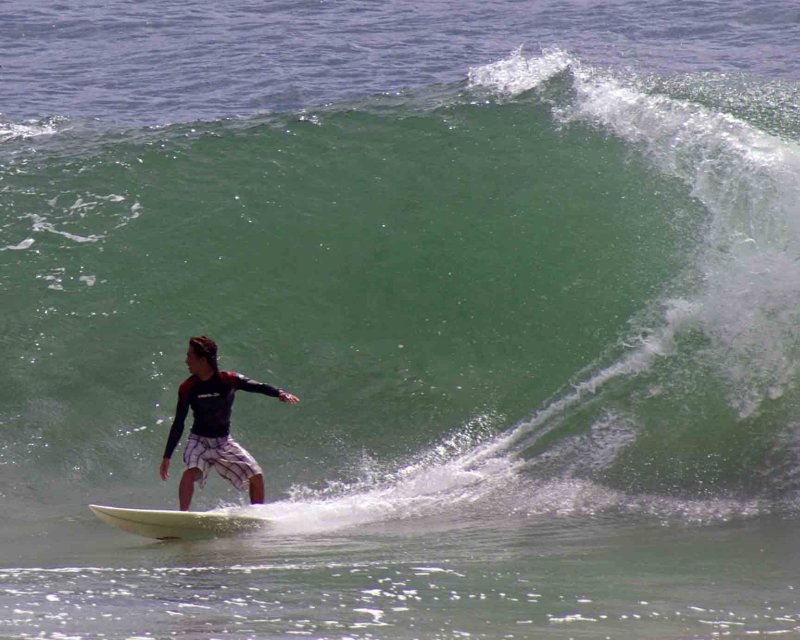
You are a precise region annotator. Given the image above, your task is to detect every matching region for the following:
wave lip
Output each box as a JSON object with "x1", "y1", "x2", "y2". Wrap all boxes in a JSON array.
[
  {"x1": 468, "y1": 46, "x2": 572, "y2": 96},
  {"x1": 0, "y1": 115, "x2": 68, "y2": 142}
]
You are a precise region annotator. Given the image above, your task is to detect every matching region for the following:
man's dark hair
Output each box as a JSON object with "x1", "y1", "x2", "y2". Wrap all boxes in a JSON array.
[{"x1": 189, "y1": 335, "x2": 219, "y2": 371}]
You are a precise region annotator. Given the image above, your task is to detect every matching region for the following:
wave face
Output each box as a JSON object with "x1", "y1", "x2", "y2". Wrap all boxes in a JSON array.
[{"x1": 3, "y1": 49, "x2": 800, "y2": 532}]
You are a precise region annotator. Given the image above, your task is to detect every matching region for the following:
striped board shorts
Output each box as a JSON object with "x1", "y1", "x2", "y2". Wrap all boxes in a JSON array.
[{"x1": 183, "y1": 433, "x2": 263, "y2": 491}]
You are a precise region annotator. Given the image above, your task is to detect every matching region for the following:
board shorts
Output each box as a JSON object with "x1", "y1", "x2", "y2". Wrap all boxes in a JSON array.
[{"x1": 183, "y1": 433, "x2": 263, "y2": 491}]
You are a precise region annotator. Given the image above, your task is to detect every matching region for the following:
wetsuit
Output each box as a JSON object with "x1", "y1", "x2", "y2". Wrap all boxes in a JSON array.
[{"x1": 162, "y1": 371, "x2": 281, "y2": 460}]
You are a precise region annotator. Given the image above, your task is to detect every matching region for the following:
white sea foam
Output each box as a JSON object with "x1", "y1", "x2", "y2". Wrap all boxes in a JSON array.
[
  {"x1": 0, "y1": 116, "x2": 67, "y2": 142},
  {"x1": 245, "y1": 414, "x2": 521, "y2": 535},
  {"x1": 467, "y1": 46, "x2": 571, "y2": 96},
  {"x1": 0, "y1": 238, "x2": 35, "y2": 251}
]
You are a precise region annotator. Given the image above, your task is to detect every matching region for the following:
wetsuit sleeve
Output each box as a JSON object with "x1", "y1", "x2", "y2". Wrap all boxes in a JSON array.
[
  {"x1": 162, "y1": 389, "x2": 190, "y2": 459},
  {"x1": 232, "y1": 372, "x2": 282, "y2": 397}
]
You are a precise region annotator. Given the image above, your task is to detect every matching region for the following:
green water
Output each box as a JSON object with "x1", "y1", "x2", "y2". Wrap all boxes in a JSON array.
[
  {"x1": 5, "y1": 62, "x2": 800, "y2": 639},
  {"x1": 2, "y1": 97, "x2": 703, "y2": 493}
]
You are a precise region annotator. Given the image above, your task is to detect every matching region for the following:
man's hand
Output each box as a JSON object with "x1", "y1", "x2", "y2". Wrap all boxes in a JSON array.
[
  {"x1": 160, "y1": 457, "x2": 170, "y2": 481},
  {"x1": 279, "y1": 391, "x2": 300, "y2": 405}
]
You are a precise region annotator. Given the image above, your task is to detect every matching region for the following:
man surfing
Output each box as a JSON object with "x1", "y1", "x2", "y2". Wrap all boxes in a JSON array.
[{"x1": 160, "y1": 336, "x2": 300, "y2": 510}]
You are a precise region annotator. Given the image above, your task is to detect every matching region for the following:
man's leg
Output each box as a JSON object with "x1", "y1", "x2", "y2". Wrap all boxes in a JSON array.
[
  {"x1": 249, "y1": 473, "x2": 265, "y2": 504},
  {"x1": 179, "y1": 468, "x2": 202, "y2": 511}
]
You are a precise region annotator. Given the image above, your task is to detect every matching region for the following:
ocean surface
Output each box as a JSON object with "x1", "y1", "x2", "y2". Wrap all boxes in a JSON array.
[{"x1": 3, "y1": 1, "x2": 800, "y2": 638}]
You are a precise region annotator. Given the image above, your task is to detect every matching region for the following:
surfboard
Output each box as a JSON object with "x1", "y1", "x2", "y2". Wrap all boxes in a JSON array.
[{"x1": 89, "y1": 504, "x2": 267, "y2": 540}]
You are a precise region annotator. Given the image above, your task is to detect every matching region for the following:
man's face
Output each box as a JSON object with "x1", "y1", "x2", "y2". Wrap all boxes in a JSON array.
[{"x1": 186, "y1": 347, "x2": 205, "y2": 375}]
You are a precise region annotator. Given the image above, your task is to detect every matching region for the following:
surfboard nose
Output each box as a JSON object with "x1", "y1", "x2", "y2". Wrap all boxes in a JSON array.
[{"x1": 88, "y1": 504, "x2": 267, "y2": 540}]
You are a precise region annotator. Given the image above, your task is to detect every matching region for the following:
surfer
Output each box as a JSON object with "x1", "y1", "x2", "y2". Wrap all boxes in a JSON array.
[{"x1": 160, "y1": 336, "x2": 300, "y2": 510}]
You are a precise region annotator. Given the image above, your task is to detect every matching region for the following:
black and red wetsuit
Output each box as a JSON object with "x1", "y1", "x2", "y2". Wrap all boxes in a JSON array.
[{"x1": 162, "y1": 371, "x2": 281, "y2": 459}]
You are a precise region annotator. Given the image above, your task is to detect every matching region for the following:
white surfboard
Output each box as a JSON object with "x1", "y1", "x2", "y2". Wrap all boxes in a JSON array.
[{"x1": 89, "y1": 504, "x2": 267, "y2": 540}]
